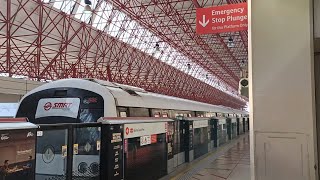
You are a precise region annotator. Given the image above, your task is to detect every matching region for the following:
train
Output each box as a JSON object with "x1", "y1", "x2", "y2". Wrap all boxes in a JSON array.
[{"x1": 15, "y1": 78, "x2": 249, "y2": 180}]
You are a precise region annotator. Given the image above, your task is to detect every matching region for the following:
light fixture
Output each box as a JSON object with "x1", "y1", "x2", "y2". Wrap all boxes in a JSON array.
[
  {"x1": 154, "y1": 42, "x2": 160, "y2": 51},
  {"x1": 206, "y1": 74, "x2": 209, "y2": 79},
  {"x1": 227, "y1": 37, "x2": 235, "y2": 48},
  {"x1": 84, "y1": 0, "x2": 92, "y2": 12},
  {"x1": 187, "y1": 63, "x2": 191, "y2": 70}
]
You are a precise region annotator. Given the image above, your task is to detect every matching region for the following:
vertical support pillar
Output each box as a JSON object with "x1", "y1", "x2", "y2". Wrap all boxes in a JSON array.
[
  {"x1": 36, "y1": 0, "x2": 43, "y2": 80},
  {"x1": 6, "y1": 0, "x2": 11, "y2": 77},
  {"x1": 249, "y1": 0, "x2": 317, "y2": 179},
  {"x1": 106, "y1": 65, "x2": 112, "y2": 82}
]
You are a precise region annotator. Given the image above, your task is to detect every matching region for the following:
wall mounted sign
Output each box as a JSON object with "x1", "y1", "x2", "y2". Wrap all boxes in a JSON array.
[
  {"x1": 196, "y1": 3, "x2": 248, "y2": 34},
  {"x1": 124, "y1": 122, "x2": 166, "y2": 139}
]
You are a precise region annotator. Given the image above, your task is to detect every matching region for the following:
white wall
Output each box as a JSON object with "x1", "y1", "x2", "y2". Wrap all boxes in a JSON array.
[
  {"x1": 0, "y1": 76, "x2": 43, "y2": 102},
  {"x1": 249, "y1": 0, "x2": 317, "y2": 179},
  {"x1": 315, "y1": 0, "x2": 320, "y2": 38}
]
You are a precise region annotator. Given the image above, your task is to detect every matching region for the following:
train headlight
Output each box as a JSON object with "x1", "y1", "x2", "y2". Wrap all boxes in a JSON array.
[
  {"x1": 90, "y1": 162, "x2": 99, "y2": 175},
  {"x1": 78, "y1": 162, "x2": 88, "y2": 174}
]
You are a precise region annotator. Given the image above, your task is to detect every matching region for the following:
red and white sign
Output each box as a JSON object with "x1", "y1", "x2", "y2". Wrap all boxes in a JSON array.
[
  {"x1": 196, "y1": 3, "x2": 248, "y2": 34},
  {"x1": 35, "y1": 98, "x2": 80, "y2": 119},
  {"x1": 151, "y1": 134, "x2": 157, "y2": 144},
  {"x1": 124, "y1": 122, "x2": 167, "y2": 139}
]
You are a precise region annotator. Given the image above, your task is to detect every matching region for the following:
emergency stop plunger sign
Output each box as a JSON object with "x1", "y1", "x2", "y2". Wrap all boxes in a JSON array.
[{"x1": 196, "y1": 3, "x2": 248, "y2": 34}]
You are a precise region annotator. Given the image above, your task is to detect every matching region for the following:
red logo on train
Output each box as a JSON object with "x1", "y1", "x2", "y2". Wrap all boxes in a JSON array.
[
  {"x1": 125, "y1": 127, "x2": 130, "y2": 135},
  {"x1": 44, "y1": 102, "x2": 52, "y2": 111},
  {"x1": 43, "y1": 102, "x2": 72, "y2": 111}
]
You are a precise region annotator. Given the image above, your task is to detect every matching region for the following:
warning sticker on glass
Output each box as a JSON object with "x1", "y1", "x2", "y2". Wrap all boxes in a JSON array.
[
  {"x1": 73, "y1": 144, "x2": 78, "y2": 155},
  {"x1": 62, "y1": 145, "x2": 67, "y2": 157},
  {"x1": 140, "y1": 135, "x2": 151, "y2": 146},
  {"x1": 97, "y1": 141, "x2": 101, "y2": 151}
]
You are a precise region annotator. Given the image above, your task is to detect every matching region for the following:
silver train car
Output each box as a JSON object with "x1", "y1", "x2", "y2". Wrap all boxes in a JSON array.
[{"x1": 16, "y1": 78, "x2": 247, "y2": 179}]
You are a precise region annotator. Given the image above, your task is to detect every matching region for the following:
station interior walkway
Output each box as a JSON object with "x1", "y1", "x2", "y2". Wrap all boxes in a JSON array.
[{"x1": 161, "y1": 135, "x2": 250, "y2": 180}]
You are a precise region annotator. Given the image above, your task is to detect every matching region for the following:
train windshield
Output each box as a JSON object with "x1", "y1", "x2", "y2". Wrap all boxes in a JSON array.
[
  {"x1": 35, "y1": 98, "x2": 80, "y2": 119},
  {"x1": 16, "y1": 88, "x2": 104, "y2": 124}
]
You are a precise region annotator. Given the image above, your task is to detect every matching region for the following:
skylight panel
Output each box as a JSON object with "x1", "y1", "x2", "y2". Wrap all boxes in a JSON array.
[
  {"x1": 92, "y1": 1, "x2": 113, "y2": 30},
  {"x1": 53, "y1": 0, "x2": 76, "y2": 14}
]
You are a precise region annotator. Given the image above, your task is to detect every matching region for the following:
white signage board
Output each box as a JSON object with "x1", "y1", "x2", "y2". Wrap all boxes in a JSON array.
[
  {"x1": 140, "y1": 135, "x2": 151, "y2": 146},
  {"x1": 124, "y1": 122, "x2": 166, "y2": 139},
  {"x1": 193, "y1": 120, "x2": 208, "y2": 129},
  {"x1": 35, "y1": 98, "x2": 80, "y2": 119}
]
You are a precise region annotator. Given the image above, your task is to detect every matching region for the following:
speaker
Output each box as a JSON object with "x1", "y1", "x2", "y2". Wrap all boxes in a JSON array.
[{"x1": 239, "y1": 78, "x2": 249, "y2": 98}]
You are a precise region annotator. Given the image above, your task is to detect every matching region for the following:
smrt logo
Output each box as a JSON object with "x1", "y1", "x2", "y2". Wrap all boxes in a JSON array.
[
  {"x1": 44, "y1": 102, "x2": 72, "y2": 111},
  {"x1": 44, "y1": 102, "x2": 52, "y2": 111},
  {"x1": 125, "y1": 127, "x2": 134, "y2": 135}
]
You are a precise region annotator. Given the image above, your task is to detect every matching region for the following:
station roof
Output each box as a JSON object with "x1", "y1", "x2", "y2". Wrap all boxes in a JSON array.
[{"x1": 0, "y1": 0, "x2": 248, "y2": 109}]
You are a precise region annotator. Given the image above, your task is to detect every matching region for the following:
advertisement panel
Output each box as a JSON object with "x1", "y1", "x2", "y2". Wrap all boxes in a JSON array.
[
  {"x1": 35, "y1": 98, "x2": 80, "y2": 119},
  {"x1": 0, "y1": 129, "x2": 36, "y2": 180},
  {"x1": 196, "y1": 3, "x2": 248, "y2": 34},
  {"x1": 124, "y1": 122, "x2": 167, "y2": 139}
]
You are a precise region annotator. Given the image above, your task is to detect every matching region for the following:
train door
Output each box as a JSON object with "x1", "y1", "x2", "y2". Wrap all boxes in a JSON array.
[
  {"x1": 35, "y1": 124, "x2": 101, "y2": 180},
  {"x1": 236, "y1": 118, "x2": 240, "y2": 136},
  {"x1": 167, "y1": 121, "x2": 175, "y2": 173},
  {"x1": 36, "y1": 125, "x2": 69, "y2": 180},
  {"x1": 231, "y1": 119, "x2": 237, "y2": 139},
  {"x1": 242, "y1": 118, "x2": 246, "y2": 133},
  {"x1": 72, "y1": 125, "x2": 101, "y2": 179},
  {"x1": 212, "y1": 119, "x2": 218, "y2": 148},
  {"x1": 207, "y1": 121, "x2": 212, "y2": 152},
  {"x1": 172, "y1": 119, "x2": 186, "y2": 169},
  {"x1": 247, "y1": 118, "x2": 250, "y2": 131},
  {"x1": 178, "y1": 120, "x2": 186, "y2": 165},
  {"x1": 226, "y1": 118, "x2": 232, "y2": 140}
]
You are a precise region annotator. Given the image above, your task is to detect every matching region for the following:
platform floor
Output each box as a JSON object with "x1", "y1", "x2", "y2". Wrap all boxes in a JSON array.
[{"x1": 162, "y1": 134, "x2": 250, "y2": 180}]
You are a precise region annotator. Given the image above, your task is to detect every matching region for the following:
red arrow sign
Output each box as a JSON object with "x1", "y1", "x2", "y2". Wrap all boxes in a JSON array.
[{"x1": 196, "y1": 3, "x2": 248, "y2": 34}]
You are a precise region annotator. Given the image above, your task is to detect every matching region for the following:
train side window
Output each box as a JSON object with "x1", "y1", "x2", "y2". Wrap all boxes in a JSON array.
[
  {"x1": 128, "y1": 107, "x2": 149, "y2": 117},
  {"x1": 120, "y1": 112, "x2": 127, "y2": 117},
  {"x1": 151, "y1": 109, "x2": 162, "y2": 117},
  {"x1": 79, "y1": 109, "x2": 104, "y2": 123},
  {"x1": 123, "y1": 89, "x2": 139, "y2": 96},
  {"x1": 117, "y1": 107, "x2": 129, "y2": 117}
]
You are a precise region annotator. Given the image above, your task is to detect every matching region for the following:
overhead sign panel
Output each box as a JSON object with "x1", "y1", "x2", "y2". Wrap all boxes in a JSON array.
[{"x1": 196, "y1": 3, "x2": 248, "y2": 34}]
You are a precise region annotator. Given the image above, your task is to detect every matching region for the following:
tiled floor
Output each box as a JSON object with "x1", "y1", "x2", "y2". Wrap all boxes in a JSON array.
[
  {"x1": 190, "y1": 135, "x2": 250, "y2": 180},
  {"x1": 161, "y1": 134, "x2": 251, "y2": 180}
]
